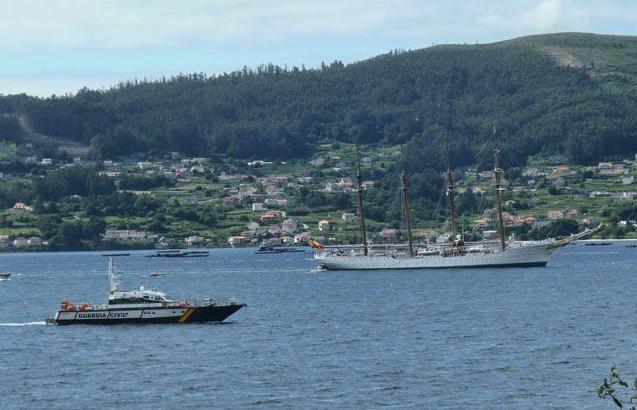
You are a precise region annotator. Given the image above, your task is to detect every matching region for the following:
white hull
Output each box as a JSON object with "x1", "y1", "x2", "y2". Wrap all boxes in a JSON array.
[{"x1": 315, "y1": 243, "x2": 554, "y2": 270}]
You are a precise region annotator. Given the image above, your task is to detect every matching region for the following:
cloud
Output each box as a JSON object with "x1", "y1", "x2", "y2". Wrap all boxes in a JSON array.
[
  {"x1": 1, "y1": 0, "x2": 637, "y2": 96},
  {"x1": 522, "y1": 0, "x2": 564, "y2": 30},
  {"x1": 0, "y1": 0, "x2": 412, "y2": 51},
  {"x1": 1, "y1": 0, "x2": 635, "y2": 52}
]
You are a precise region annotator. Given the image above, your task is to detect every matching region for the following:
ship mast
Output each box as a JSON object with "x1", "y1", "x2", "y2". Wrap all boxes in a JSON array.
[
  {"x1": 492, "y1": 128, "x2": 506, "y2": 251},
  {"x1": 355, "y1": 144, "x2": 368, "y2": 256},
  {"x1": 400, "y1": 143, "x2": 414, "y2": 256},
  {"x1": 445, "y1": 138, "x2": 457, "y2": 238}
]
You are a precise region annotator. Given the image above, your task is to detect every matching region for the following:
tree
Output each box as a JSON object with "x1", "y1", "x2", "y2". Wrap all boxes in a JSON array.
[
  {"x1": 54, "y1": 222, "x2": 83, "y2": 249},
  {"x1": 36, "y1": 215, "x2": 62, "y2": 239},
  {"x1": 83, "y1": 216, "x2": 106, "y2": 242},
  {"x1": 598, "y1": 367, "x2": 637, "y2": 409}
]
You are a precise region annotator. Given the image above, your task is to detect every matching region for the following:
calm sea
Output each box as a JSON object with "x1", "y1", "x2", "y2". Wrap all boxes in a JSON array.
[{"x1": 1, "y1": 245, "x2": 635, "y2": 409}]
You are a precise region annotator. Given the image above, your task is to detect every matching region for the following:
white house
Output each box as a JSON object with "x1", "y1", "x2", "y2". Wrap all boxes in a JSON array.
[
  {"x1": 184, "y1": 235, "x2": 205, "y2": 246},
  {"x1": 12, "y1": 202, "x2": 33, "y2": 213},
  {"x1": 12, "y1": 237, "x2": 28, "y2": 248},
  {"x1": 104, "y1": 230, "x2": 147, "y2": 241},
  {"x1": 318, "y1": 220, "x2": 333, "y2": 231},
  {"x1": 228, "y1": 236, "x2": 248, "y2": 247},
  {"x1": 341, "y1": 212, "x2": 357, "y2": 223}
]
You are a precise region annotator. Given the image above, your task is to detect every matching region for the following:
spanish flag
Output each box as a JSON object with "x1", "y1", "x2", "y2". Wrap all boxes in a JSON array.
[{"x1": 308, "y1": 239, "x2": 323, "y2": 249}]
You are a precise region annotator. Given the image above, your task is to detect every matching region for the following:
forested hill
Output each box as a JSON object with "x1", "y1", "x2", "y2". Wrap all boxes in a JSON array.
[{"x1": 1, "y1": 32, "x2": 637, "y2": 169}]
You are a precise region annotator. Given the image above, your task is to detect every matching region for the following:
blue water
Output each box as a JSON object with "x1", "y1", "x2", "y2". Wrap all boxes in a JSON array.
[{"x1": 0, "y1": 245, "x2": 635, "y2": 408}]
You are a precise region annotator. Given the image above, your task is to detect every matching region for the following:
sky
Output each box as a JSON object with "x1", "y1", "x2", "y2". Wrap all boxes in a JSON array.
[{"x1": 1, "y1": 0, "x2": 636, "y2": 97}]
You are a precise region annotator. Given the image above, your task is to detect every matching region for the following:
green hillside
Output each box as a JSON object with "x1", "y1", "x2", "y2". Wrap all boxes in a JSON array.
[
  {"x1": 508, "y1": 32, "x2": 637, "y2": 94},
  {"x1": 1, "y1": 32, "x2": 636, "y2": 169}
]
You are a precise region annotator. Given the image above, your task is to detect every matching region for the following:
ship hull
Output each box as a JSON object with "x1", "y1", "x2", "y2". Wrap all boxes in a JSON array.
[
  {"x1": 47, "y1": 304, "x2": 245, "y2": 325},
  {"x1": 316, "y1": 243, "x2": 553, "y2": 270}
]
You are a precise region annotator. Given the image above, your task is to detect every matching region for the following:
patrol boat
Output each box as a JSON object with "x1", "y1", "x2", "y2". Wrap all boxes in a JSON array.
[{"x1": 46, "y1": 257, "x2": 245, "y2": 325}]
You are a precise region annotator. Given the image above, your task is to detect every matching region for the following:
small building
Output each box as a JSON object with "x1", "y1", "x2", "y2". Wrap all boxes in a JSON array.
[
  {"x1": 222, "y1": 196, "x2": 240, "y2": 208},
  {"x1": 265, "y1": 210, "x2": 286, "y2": 219},
  {"x1": 247, "y1": 160, "x2": 273, "y2": 167},
  {"x1": 41, "y1": 158, "x2": 53, "y2": 165},
  {"x1": 521, "y1": 216, "x2": 537, "y2": 226},
  {"x1": 341, "y1": 212, "x2": 357, "y2": 223},
  {"x1": 184, "y1": 235, "x2": 205, "y2": 246},
  {"x1": 379, "y1": 228, "x2": 398, "y2": 240},
  {"x1": 12, "y1": 237, "x2": 28, "y2": 248},
  {"x1": 310, "y1": 157, "x2": 326, "y2": 167},
  {"x1": 27, "y1": 237, "x2": 43, "y2": 247},
  {"x1": 589, "y1": 191, "x2": 612, "y2": 198},
  {"x1": 103, "y1": 230, "x2": 147, "y2": 241},
  {"x1": 318, "y1": 220, "x2": 333, "y2": 231},
  {"x1": 547, "y1": 210, "x2": 564, "y2": 220},
  {"x1": 564, "y1": 208, "x2": 580, "y2": 219},
  {"x1": 252, "y1": 203, "x2": 265, "y2": 212},
  {"x1": 294, "y1": 232, "x2": 310, "y2": 244},
  {"x1": 12, "y1": 202, "x2": 33, "y2": 213},
  {"x1": 190, "y1": 165, "x2": 205, "y2": 174},
  {"x1": 228, "y1": 236, "x2": 248, "y2": 247},
  {"x1": 622, "y1": 176, "x2": 634, "y2": 185},
  {"x1": 246, "y1": 222, "x2": 260, "y2": 230},
  {"x1": 260, "y1": 213, "x2": 278, "y2": 225},
  {"x1": 336, "y1": 178, "x2": 354, "y2": 190},
  {"x1": 281, "y1": 219, "x2": 297, "y2": 234},
  {"x1": 264, "y1": 198, "x2": 288, "y2": 207},
  {"x1": 0, "y1": 235, "x2": 10, "y2": 248}
]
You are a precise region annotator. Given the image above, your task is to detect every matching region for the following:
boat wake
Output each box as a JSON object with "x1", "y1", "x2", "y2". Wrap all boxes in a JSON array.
[{"x1": 0, "y1": 321, "x2": 47, "y2": 326}]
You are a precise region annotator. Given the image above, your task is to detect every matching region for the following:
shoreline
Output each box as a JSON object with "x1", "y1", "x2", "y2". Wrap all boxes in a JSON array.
[{"x1": 2, "y1": 238, "x2": 636, "y2": 254}]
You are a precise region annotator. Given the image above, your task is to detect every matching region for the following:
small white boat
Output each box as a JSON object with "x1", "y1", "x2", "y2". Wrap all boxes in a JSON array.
[
  {"x1": 0, "y1": 273, "x2": 11, "y2": 281},
  {"x1": 149, "y1": 271, "x2": 166, "y2": 277}
]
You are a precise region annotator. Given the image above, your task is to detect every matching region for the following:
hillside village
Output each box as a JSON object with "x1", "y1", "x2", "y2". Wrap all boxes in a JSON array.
[{"x1": 0, "y1": 140, "x2": 636, "y2": 251}]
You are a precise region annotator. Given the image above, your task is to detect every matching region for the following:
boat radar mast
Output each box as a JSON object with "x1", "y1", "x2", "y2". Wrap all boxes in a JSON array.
[
  {"x1": 492, "y1": 127, "x2": 506, "y2": 251},
  {"x1": 400, "y1": 143, "x2": 414, "y2": 256},
  {"x1": 355, "y1": 144, "x2": 368, "y2": 256},
  {"x1": 108, "y1": 256, "x2": 120, "y2": 294}
]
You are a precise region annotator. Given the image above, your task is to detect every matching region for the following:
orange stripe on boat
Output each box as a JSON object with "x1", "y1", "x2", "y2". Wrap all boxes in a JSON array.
[{"x1": 178, "y1": 307, "x2": 197, "y2": 323}]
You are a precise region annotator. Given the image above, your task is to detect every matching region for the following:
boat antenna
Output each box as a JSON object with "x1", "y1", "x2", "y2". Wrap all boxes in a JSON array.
[
  {"x1": 108, "y1": 256, "x2": 120, "y2": 294},
  {"x1": 492, "y1": 126, "x2": 506, "y2": 251},
  {"x1": 355, "y1": 143, "x2": 368, "y2": 256},
  {"x1": 400, "y1": 143, "x2": 414, "y2": 256},
  {"x1": 444, "y1": 135, "x2": 457, "y2": 239}
]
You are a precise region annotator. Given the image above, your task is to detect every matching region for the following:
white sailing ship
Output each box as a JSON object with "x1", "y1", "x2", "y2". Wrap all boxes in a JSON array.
[{"x1": 313, "y1": 139, "x2": 600, "y2": 270}]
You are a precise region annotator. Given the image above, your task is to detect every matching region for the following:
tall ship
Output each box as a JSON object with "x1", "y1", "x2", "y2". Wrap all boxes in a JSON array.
[
  {"x1": 313, "y1": 139, "x2": 600, "y2": 270},
  {"x1": 46, "y1": 257, "x2": 245, "y2": 325}
]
